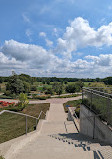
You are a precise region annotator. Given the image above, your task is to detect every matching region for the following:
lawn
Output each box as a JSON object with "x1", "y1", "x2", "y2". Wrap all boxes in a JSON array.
[
  {"x1": 0, "y1": 103, "x2": 50, "y2": 144},
  {"x1": 84, "y1": 82, "x2": 92, "y2": 87}
]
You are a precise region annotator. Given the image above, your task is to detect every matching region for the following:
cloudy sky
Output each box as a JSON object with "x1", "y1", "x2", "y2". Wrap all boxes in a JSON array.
[{"x1": 0, "y1": 0, "x2": 112, "y2": 78}]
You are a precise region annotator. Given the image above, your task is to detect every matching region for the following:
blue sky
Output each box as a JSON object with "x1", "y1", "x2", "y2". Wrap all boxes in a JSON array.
[{"x1": 0, "y1": 0, "x2": 112, "y2": 78}]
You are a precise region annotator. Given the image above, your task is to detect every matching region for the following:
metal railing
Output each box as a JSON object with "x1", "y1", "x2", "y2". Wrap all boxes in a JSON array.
[
  {"x1": 0, "y1": 110, "x2": 46, "y2": 135},
  {"x1": 82, "y1": 87, "x2": 112, "y2": 127}
]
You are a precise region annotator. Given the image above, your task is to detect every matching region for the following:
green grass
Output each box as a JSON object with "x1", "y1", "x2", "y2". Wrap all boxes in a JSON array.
[
  {"x1": 63, "y1": 99, "x2": 82, "y2": 113},
  {"x1": 84, "y1": 82, "x2": 92, "y2": 87},
  {"x1": 0, "y1": 103, "x2": 50, "y2": 144},
  {"x1": 0, "y1": 156, "x2": 4, "y2": 159}
]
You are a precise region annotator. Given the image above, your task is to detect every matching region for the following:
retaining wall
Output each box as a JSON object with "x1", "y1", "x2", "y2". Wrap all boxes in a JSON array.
[{"x1": 80, "y1": 105, "x2": 112, "y2": 144}]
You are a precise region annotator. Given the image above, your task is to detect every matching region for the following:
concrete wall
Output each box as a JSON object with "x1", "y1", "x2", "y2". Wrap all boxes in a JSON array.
[
  {"x1": 80, "y1": 105, "x2": 112, "y2": 144},
  {"x1": 68, "y1": 107, "x2": 80, "y2": 132},
  {"x1": 68, "y1": 107, "x2": 75, "y2": 121}
]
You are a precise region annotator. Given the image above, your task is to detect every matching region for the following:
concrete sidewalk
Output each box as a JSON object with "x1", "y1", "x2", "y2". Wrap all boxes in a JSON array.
[{"x1": 4, "y1": 103, "x2": 93, "y2": 159}]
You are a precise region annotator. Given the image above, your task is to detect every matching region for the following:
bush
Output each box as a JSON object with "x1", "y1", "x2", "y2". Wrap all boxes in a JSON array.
[
  {"x1": 32, "y1": 94, "x2": 37, "y2": 99},
  {"x1": 36, "y1": 96, "x2": 51, "y2": 100},
  {"x1": 30, "y1": 85, "x2": 37, "y2": 91},
  {"x1": 65, "y1": 84, "x2": 76, "y2": 93},
  {"x1": 4, "y1": 90, "x2": 11, "y2": 96},
  {"x1": 32, "y1": 95, "x2": 51, "y2": 100},
  {"x1": 0, "y1": 95, "x2": 12, "y2": 99},
  {"x1": 45, "y1": 88, "x2": 54, "y2": 95},
  {"x1": 19, "y1": 93, "x2": 29, "y2": 107}
]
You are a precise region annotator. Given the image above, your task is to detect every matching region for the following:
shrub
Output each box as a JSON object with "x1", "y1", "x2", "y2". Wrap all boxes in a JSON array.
[
  {"x1": 4, "y1": 90, "x2": 11, "y2": 96},
  {"x1": 30, "y1": 85, "x2": 37, "y2": 91},
  {"x1": 19, "y1": 93, "x2": 29, "y2": 108}
]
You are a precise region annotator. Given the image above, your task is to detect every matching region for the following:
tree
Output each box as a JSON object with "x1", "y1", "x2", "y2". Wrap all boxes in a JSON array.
[
  {"x1": 46, "y1": 81, "x2": 50, "y2": 85},
  {"x1": 65, "y1": 84, "x2": 76, "y2": 93},
  {"x1": 103, "y1": 77, "x2": 112, "y2": 85},
  {"x1": 19, "y1": 93, "x2": 29, "y2": 108},
  {"x1": 42, "y1": 81, "x2": 46, "y2": 84},
  {"x1": 0, "y1": 77, "x2": 3, "y2": 83},
  {"x1": 75, "y1": 81, "x2": 84, "y2": 92},
  {"x1": 52, "y1": 82, "x2": 63, "y2": 95},
  {"x1": 64, "y1": 81, "x2": 68, "y2": 84},
  {"x1": 45, "y1": 88, "x2": 54, "y2": 95},
  {"x1": 30, "y1": 85, "x2": 37, "y2": 91},
  {"x1": 6, "y1": 75, "x2": 24, "y2": 94},
  {"x1": 23, "y1": 81, "x2": 30, "y2": 93}
]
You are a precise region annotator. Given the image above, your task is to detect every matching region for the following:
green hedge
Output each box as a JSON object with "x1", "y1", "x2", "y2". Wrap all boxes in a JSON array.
[
  {"x1": 0, "y1": 95, "x2": 12, "y2": 99},
  {"x1": 31, "y1": 95, "x2": 51, "y2": 100}
]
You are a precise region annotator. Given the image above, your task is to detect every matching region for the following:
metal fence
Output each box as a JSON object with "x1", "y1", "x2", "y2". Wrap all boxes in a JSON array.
[{"x1": 82, "y1": 87, "x2": 112, "y2": 127}]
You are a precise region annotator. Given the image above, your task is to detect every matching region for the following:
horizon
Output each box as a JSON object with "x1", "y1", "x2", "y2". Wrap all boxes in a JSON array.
[
  {"x1": 0, "y1": 73, "x2": 111, "y2": 80},
  {"x1": 0, "y1": 0, "x2": 112, "y2": 78}
]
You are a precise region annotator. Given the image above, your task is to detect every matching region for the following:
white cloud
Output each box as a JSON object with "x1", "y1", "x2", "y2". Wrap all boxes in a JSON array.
[
  {"x1": 1, "y1": 40, "x2": 49, "y2": 65},
  {"x1": 22, "y1": 13, "x2": 30, "y2": 23},
  {"x1": 85, "y1": 54, "x2": 112, "y2": 66},
  {"x1": 39, "y1": 32, "x2": 53, "y2": 47},
  {"x1": 26, "y1": 29, "x2": 32, "y2": 37},
  {"x1": 25, "y1": 29, "x2": 33, "y2": 41},
  {"x1": 57, "y1": 17, "x2": 112, "y2": 58},
  {"x1": 1, "y1": 17, "x2": 112, "y2": 78},
  {"x1": 1, "y1": 40, "x2": 112, "y2": 78},
  {"x1": 0, "y1": 52, "x2": 26, "y2": 70},
  {"x1": 39, "y1": 32, "x2": 46, "y2": 37},
  {"x1": 45, "y1": 39, "x2": 53, "y2": 47},
  {"x1": 53, "y1": 28, "x2": 58, "y2": 37}
]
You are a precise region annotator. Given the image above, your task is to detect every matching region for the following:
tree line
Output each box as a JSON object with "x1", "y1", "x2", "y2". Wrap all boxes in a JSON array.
[{"x1": 1, "y1": 74, "x2": 112, "y2": 84}]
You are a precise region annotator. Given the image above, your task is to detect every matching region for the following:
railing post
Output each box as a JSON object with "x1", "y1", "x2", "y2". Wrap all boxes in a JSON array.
[
  {"x1": 107, "y1": 97, "x2": 111, "y2": 125},
  {"x1": 82, "y1": 88, "x2": 84, "y2": 103},
  {"x1": 93, "y1": 116, "x2": 95, "y2": 139},
  {"x1": 26, "y1": 116, "x2": 27, "y2": 135},
  {"x1": 90, "y1": 90, "x2": 92, "y2": 110},
  {"x1": 36, "y1": 119, "x2": 38, "y2": 130}
]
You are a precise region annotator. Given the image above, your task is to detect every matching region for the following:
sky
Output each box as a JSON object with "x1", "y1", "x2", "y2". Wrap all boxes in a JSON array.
[{"x1": 1, "y1": 0, "x2": 112, "y2": 78}]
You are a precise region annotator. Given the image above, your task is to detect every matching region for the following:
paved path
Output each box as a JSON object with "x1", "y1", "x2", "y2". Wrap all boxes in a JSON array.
[
  {"x1": 0, "y1": 96, "x2": 82, "y2": 104},
  {"x1": 5, "y1": 103, "x2": 93, "y2": 159}
]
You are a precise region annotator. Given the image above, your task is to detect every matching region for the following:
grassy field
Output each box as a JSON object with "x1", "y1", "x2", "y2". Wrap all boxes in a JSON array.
[
  {"x1": 84, "y1": 82, "x2": 91, "y2": 87},
  {"x1": 63, "y1": 99, "x2": 82, "y2": 113},
  {"x1": 0, "y1": 103, "x2": 50, "y2": 144}
]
